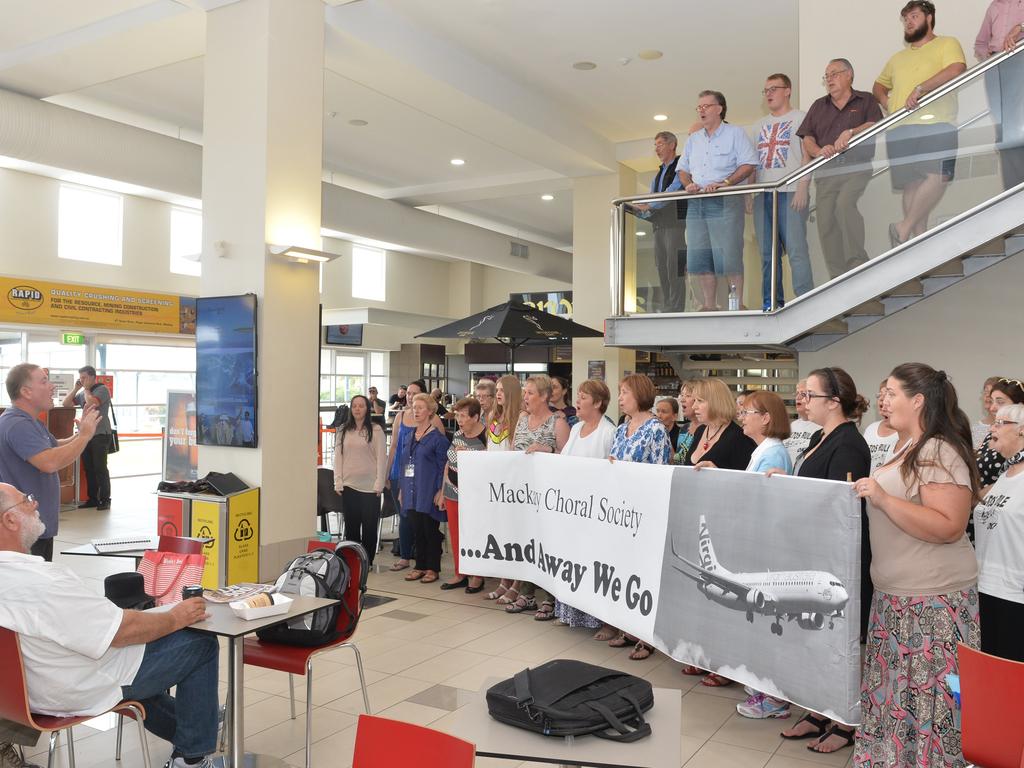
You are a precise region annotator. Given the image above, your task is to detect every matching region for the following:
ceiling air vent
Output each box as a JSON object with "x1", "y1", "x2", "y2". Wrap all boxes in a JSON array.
[{"x1": 510, "y1": 242, "x2": 529, "y2": 259}]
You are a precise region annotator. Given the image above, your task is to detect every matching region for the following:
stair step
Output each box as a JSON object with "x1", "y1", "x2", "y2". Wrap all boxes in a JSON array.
[
  {"x1": 885, "y1": 278, "x2": 924, "y2": 298},
  {"x1": 924, "y1": 260, "x2": 964, "y2": 278},
  {"x1": 810, "y1": 318, "x2": 848, "y2": 335},
  {"x1": 846, "y1": 299, "x2": 886, "y2": 316}
]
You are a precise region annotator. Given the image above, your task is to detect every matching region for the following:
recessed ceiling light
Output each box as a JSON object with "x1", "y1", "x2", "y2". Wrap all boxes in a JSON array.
[
  {"x1": 347, "y1": 119, "x2": 368, "y2": 127},
  {"x1": 541, "y1": 194, "x2": 554, "y2": 201},
  {"x1": 572, "y1": 61, "x2": 597, "y2": 71},
  {"x1": 638, "y1": 50, "x2": 663, "y2": 61},
  {"x1": 636, "y1": 231, "x2": 647, "y2": 237},
  {"x1": 653, "y1": 114, "x2": 668, "y2": 122},
  {"x1": 450, "y1": 158, "x2": 465, "y2": 166}
]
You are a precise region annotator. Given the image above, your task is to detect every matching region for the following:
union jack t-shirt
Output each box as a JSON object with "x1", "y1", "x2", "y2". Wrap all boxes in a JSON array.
[{"x1": 750, "y1": 109, "x2": 807, "y2": 185}]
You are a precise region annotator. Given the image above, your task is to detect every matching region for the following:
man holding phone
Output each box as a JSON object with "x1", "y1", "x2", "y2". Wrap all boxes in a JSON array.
[{"x1": 62, "y1": 365, "x2": 113, "y2": 510}]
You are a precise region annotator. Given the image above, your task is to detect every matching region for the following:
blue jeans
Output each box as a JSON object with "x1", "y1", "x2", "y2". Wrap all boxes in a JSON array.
[
  {"x1": 685, "y1": 196, "x2": 745, "y2": 276},
  {"x1": 121, "y1": 630, "x2": 219, "y2": 760},
  {"x1": 752, "y1": 191, "x2": 813, "y2": 309}
]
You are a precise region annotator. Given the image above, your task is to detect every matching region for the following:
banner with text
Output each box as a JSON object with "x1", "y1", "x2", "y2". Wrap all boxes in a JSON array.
[
  {"x1": 1, "y1": 276, "x2": 196, "y2": 334},
  {"x1": 458, "y1": 452, "x2": 862, "y2": 724}
]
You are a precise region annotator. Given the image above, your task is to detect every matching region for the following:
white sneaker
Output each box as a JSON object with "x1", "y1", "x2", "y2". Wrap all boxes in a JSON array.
[
  {"x1": 736, "y1": 692, "x2": 791, "y2": 720},
  {"x1": 169, "y1": 757, "x2": 216, "y2": 768}
]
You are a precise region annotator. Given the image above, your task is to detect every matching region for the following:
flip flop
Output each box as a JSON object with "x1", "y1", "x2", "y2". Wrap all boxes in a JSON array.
[
  {"x1": 404, "y1": 569, "x2": 425, "y2": 581},
  {"x1": 389, "y1": 560, "x2": 410, "y2": 572},
  {"x1": 607, "y1": 633, "x2": 630, "y2": 648},
  {"x1": 807, "y1": 725, "x2": 855, "y2": 753},
  {"x1": 681, "y1": 664, "x2": 705, "y2": 676},
  {"x1": 701, "y1": 673, "x2": 732, "y2": 687},
  {"x1": 592, "y1": 626, "x2": 618, "y2": 642},
  {"x1": 628, "y1": 642, "x2": 654, "y2": 661},
  {"x1": 420, "y1": 571, "x2": 439, "y2": 584},
  {"x1": 781, "y1": 713, "x2": 830, "y2": 741}
]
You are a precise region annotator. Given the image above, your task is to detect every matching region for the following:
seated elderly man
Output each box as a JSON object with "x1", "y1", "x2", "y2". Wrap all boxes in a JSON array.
[{"x1": 0, "y1": 483, "x2": 219, "y2": 768}]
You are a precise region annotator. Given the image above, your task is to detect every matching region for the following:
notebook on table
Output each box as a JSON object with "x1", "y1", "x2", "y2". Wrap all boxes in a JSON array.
[{"x1": 91, "y1": 536, "x2": 159, "y2": 553}]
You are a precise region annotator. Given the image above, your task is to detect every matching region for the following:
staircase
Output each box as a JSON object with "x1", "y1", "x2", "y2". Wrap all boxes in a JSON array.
[{"x1": 605, "y1": 178, "x2": 1024, "y2": 355}]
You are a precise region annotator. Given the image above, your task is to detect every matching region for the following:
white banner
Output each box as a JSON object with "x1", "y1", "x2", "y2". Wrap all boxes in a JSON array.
[{"x1": 459, "y1": 452, "x2": 863, "y2": 725}]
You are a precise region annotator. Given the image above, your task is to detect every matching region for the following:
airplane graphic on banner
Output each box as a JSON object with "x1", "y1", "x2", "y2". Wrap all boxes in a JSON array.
[{"x1": 670, "y1": 515, "x2": 849, "y2": 636}]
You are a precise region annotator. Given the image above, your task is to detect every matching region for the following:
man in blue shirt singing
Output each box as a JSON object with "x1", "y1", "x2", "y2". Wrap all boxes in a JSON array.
[
  {"x1": 632, "y1": 131, "x2": 688, "y2": 312},
  {"x1": 677, "y1": 90, "x2": 757, "y2": 311}
]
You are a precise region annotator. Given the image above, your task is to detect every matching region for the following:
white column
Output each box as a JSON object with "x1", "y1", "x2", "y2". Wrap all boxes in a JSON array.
[
  {"x1": 199, "y1": 0, "x2": 324, "y2": 577},
  {"x1": 571, "y1": 169, "x2": 637, "y2": 421}
]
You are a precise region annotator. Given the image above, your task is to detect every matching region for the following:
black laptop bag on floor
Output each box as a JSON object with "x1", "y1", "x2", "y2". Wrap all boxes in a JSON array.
[{"x1": 486, "y1": 659, "x2": 654, "y2": 742}]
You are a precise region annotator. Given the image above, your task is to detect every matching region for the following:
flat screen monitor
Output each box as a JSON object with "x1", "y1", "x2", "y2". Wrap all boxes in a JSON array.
[
  {"x1": 324, "y1": 324, "x2": 363, "y2": 346},
  {"x1": 196, "y1": 294, "x2": 258, "y2": 447}
]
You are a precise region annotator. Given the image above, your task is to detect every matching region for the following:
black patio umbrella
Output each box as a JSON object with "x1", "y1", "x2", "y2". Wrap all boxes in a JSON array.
[{"x1": 416, "y1": 300, "x2": 603, "y2": 372}]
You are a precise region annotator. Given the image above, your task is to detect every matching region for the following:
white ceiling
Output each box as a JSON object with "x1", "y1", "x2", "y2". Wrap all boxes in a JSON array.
[{"x1": 0, "y1": 0, "x2": 800, "y2": 251}]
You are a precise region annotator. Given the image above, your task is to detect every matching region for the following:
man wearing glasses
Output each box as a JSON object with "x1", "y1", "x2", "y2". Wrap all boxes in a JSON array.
[
  {"x1": 0, "y1": 482, "x2": 219, "y2": 768},
  {"x1": 0, "y1": 364, "x2": 100, "y2": 562},
  {"x1": 676, "y1": 90, "x2": 757, "y2": 311},
  {"x1": 796, "y1": 58, "x2": 883, "y2": 280},
  {"x1": 749, "y1": 73, "x2": 814, "y2": 312},
  {"x1": 874, "y1": 1, "x2": 966, "y2": 247}
]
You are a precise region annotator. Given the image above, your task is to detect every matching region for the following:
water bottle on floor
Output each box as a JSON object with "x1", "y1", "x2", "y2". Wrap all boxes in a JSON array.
[{"x1": 728, "y1": 284, "x2": 739, "y2": 311}]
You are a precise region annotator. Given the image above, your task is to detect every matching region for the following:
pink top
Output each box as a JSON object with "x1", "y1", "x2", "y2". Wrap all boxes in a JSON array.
[
  {"x1": 975, "y1": 0, "x2": 1024, "y2": 58},
  {"x1": 333, "y1": 423, "x2": 387, "y2": 494}
]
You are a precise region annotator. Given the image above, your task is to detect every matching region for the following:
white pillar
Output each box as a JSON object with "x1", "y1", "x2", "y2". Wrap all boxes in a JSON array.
[
  {"x1": 571, "y1": 169, "x2": 637, "y2": 421},
  {"x1": 199, "y1": 0, "x2": 324, "y2": 578}
]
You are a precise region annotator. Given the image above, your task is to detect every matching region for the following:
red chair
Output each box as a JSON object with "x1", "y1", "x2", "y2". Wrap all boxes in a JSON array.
[
  {"x1": 958, "y1": 643, "x2": 1024, "y2": 768},
  {"x1": 0, "y1": 627, "x2": 152, "y2": 768},
  {"x1": 352, "y1": 714, "x2": 475, "y2": 767},
  {"x1": 242, "y1": 541, "x2": 370, "y2": 768}
]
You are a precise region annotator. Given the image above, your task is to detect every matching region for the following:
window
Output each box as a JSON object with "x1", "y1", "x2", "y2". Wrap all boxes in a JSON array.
[
  {"x1": 351, "y1": 246, "x2": 385, "y2": 301},
  {"x1": 170, "y1": 207, "x2": 202, "y2": 276},
  {"x1": 58, "y1": 184, "x2": 123, "y2": 265}
]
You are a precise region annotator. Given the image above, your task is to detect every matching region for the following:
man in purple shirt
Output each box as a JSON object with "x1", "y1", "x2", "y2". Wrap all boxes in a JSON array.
[{"x1": 796, "y1": 59, "x2": 883, "y2": 280}]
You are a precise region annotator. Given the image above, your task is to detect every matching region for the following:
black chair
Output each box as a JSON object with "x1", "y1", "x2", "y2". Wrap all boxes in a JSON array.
[{"x1": 317, "y1": 466, "x2": 344, "y2": 534}]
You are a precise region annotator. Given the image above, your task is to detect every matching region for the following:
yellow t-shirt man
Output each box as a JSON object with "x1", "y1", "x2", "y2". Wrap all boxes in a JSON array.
[{"x1": 876, "y1": 35, "x2": 966, "y2": 125}]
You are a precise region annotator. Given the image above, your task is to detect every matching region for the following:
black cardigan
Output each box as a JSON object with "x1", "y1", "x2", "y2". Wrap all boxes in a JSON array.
[
  {"x1": 684, "y1": 421, "x2": 756, "y2": 471},
  {"x1": 797, "y1": 421, "x2": 871, "y2": 482}
]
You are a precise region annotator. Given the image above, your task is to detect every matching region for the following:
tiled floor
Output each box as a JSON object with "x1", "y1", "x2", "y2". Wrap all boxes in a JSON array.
[{"x1": 21, "y1": 477, "x2": 857, "y2": 768}]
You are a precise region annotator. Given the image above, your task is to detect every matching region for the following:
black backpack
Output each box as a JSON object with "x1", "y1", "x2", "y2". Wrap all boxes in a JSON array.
[
  {"x1": 486, "y1": 659, "x2": 654, "y2": 742},
  {"x1": 256, "y1": 547, "x2": 354, "y2": 646}
]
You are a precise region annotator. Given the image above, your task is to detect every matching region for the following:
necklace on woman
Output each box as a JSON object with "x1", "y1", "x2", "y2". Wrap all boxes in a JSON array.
[{"x1": 702, "y1": 423, "x2": 723, "y2": 451}]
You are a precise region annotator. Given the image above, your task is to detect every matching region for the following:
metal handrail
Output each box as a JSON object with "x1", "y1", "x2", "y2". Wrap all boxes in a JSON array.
[{"x1": 610, "y1": 44, "x2": 1023, "y2": 315}]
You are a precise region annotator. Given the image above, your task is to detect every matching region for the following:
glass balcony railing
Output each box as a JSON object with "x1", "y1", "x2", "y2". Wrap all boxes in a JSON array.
[{"x1": 611, "y1": 45, "x2": 1024, "y2": 315}]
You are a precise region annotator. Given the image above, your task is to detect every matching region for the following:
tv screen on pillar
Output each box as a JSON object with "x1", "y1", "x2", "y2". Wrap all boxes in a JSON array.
[{"x1": 196, "y1": 294, "x2": 258, "y2": 448}]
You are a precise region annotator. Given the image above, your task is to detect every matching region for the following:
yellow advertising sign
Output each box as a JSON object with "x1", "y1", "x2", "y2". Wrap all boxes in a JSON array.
[
  {"x1": 191, "y1": 500, "x2": 222, "y2": 590},
  {"x1": 0, "y1": 276, "x2": 196, "y2": 334},
  {"x1": 227, "y1": 488, "x2": 259, "y2": 585}
]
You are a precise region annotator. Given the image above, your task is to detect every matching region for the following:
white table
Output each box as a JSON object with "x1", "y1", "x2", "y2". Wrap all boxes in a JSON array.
[
  {"x1": 441, "y1": 685, "x2": 681, "y2": 768},
  {"x1": 187, "y1": 596, "x2": 339, "y2": 768}
]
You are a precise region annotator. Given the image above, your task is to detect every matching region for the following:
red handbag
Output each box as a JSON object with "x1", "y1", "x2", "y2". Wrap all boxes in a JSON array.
[{"x1": 138, "y1": 551, "x2": 206, "y2": 606}]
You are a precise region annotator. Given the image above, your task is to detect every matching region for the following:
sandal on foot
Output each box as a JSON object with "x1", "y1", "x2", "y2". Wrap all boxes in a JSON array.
[
  {"x1": 495, "y1": 588, "x2": 519, "y2": 606},
  {"x1": 807, "y1": 725, "x2": 854, "y2": 753},
  {"x1": 681, "y1": 664, "x2": 705, "y2": 676},
  {"x1": 628, "y1": 641, "x2": 654, "y2": 661},
  {"x1": 701, "y1": 673, "x2": 732, "y2": 687},
  {"x1": 781, "y1": 713, "x2": 830, "y2": 741},
  {"x1": 592, "y1": 626, "x2": 618, "y2": 642},
  {"x1": 485, "y1": 584, "x2": 509, "y2": 601},
  {"x1": 420, "y1": 571, "x2": 439, "y2": 584},
  {"x1": 607, "y1": 633, "x2": 630, "y2": 648},
  {"x1": 404, "y1": 569, "x2": 425, "y2": 581},
  {"x1": 533, "y1": 600, "x2": 555, "y2": 621},
  {"x1": 505, "y1": 595, "x2": 537, "y2": 614},
  {"x1": 389, "y1": 560, "x2": 410, "y2": 572}
]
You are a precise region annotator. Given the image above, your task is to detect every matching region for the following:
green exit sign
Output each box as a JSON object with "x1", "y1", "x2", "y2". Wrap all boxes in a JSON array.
[{"x1": 61, "y1": 332, "x2": 86, "y2": 345}]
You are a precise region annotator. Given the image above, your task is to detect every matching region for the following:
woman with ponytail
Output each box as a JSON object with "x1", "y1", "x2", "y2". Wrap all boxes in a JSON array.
[{"x1": 852, "y1": 363, "x2": 980, "y2": 768}]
